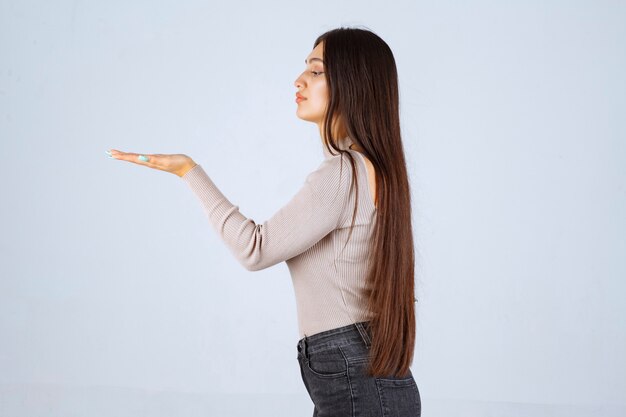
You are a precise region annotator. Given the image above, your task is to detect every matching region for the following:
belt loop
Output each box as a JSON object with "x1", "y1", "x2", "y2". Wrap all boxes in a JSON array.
[
  {"x1": 298, "y1": 336, "x2": 309, "y2": 359},
  {"x1": 355, "y1": 321, "x2": 372, "y2": 349},
  {"x1": 303, "y1": 334, "x2": 309, "y2": 359}
]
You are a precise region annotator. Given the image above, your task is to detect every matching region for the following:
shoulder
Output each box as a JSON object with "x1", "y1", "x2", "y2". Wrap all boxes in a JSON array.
[{"x1": 306, "y1": 153, "x2": 355, "y2": 187}]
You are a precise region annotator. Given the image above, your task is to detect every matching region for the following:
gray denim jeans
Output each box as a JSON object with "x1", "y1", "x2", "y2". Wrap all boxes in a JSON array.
[{"x1": 297, "y1": 321, "x2": 421, "y2": 417}]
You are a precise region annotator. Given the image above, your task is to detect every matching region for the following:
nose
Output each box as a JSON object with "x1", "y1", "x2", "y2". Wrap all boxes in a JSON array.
[{"x1": 294, "y1": 74, "x2": 304, "y2": 90}]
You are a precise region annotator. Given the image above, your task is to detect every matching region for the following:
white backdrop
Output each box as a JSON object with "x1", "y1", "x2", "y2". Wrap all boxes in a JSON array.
[{"x1": 1, "y1": 1, "x2": 624, "y2": 416}]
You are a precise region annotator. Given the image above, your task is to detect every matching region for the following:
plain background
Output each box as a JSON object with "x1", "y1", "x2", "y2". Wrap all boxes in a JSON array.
[{"x1": 1, "y1": 1, "x2": 624, "y2": 416}]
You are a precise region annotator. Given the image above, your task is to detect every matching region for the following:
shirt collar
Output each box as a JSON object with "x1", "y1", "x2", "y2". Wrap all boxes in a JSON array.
[{"x1": 323, "y1": 135, "x2": 353, "y2": 159}]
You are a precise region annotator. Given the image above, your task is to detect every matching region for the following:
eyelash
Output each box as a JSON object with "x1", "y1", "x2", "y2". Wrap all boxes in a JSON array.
[{"x1": 311, "y1": 71, "x2": 323, "y2": 76}]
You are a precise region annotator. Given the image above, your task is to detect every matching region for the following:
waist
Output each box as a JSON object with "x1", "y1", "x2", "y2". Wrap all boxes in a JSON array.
[{"x1": 297, "y1": 321, "x2": 372, "y2": 356}]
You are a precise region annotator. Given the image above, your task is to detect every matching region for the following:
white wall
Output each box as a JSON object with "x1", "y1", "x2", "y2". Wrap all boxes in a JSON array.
[{"x1": 1, "y1": 1, "x2": 624, "y2": 416}]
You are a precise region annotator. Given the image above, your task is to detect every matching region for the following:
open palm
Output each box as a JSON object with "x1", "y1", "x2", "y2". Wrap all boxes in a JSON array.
[{"x1": 107, "y1": 149, "x2": 197, "y2": 178}]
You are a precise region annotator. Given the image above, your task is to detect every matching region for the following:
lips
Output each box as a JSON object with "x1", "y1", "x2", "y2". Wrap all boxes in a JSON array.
[{"x1": 296, "y1": 93, "x2": 306, "y2": 100}]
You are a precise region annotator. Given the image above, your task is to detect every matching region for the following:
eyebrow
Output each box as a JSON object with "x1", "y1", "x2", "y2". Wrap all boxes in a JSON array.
[{"x1": 305, "y1": 57, "x2": 324, "y2": 65}]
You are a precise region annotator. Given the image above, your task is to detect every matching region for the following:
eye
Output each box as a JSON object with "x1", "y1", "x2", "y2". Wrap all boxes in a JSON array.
[{"x1": 311, "y1": 71, "x2": 324, "y2": 76}]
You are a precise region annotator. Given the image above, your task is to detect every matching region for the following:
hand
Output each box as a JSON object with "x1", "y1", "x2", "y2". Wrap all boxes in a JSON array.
[{"x1": 107, "y1": 149, "x2": 197, "y2": 178}]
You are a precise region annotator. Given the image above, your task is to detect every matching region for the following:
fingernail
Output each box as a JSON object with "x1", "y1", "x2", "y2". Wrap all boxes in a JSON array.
[{"x1": 105, "y1": 150, "x2": 112, "y2": 156}]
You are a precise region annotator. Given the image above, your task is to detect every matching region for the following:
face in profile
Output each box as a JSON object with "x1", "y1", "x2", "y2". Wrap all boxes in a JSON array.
[{"x1": 294, "y1": 42, "x2": 328, "y2": 126}]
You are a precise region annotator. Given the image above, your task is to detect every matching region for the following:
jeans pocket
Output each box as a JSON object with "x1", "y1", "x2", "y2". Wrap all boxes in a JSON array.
[
  {"x1": 305, "y1": 347, "x2": 348, "y2": 378},
  {"x1": 375, "y1": 372, "x2": 421, "y2": 417}
]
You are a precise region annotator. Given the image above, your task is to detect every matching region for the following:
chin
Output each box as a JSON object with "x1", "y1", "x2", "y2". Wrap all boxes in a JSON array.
[
  {"x1": 296, "y1": 109, "x2": 322, "y2": 124},
  {"x1": 295, "y1": 111, "x2": 313, "y2": 123}
]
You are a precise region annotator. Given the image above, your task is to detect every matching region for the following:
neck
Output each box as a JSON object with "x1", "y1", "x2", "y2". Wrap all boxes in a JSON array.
[{"x1": 318, "y1": 117, "x2": 347, "y2": 145}]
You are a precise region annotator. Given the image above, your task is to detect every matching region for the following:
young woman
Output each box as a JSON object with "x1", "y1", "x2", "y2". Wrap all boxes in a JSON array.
[{"x1": 107, "y1": 26, "x2": 420, "y2": 417}]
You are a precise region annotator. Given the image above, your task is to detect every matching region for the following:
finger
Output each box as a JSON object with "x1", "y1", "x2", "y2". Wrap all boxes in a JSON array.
[
  {"x1": 109, "y1": 150, "x2": 164, "y2": 170},
  {"x1": 109, "y1": 149, "x2": 150, "y2": 163}
]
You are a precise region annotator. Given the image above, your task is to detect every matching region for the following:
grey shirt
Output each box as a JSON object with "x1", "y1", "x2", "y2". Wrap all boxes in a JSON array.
[{"x1": 181, "y1": 136, "x2": 377, "y2": 338}]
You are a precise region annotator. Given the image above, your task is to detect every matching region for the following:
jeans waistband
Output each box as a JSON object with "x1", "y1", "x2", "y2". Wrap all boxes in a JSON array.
[{"x1": 297, "y1": 321, "x2": 372, "y2": 358}]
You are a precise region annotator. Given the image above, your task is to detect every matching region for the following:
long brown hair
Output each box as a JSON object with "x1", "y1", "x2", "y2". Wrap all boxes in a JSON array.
[{"x1": 314, "y1": 27, "x2": 416, "y2": 378}]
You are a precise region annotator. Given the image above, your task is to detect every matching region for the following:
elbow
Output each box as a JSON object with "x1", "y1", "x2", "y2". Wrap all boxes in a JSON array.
[
  {"x1": 243, "y1": 262, "x2": 261, "y2": 272},
  {"x1": 240, "y1": 257, "x2": 264, "y2": 272},
  {"x1": 239, "y1": 256, "x2": 277, "y2": 272}
]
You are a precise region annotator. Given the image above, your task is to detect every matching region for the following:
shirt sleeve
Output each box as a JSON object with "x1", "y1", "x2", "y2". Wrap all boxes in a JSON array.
[{"x1": 181, "y1": 155, "x2": 353, "y2": 271}]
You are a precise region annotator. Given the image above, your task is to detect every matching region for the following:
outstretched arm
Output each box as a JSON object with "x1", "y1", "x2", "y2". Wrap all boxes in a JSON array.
[{"x1": 181, "y1": 156, "x2": 352, "y2": 271}]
